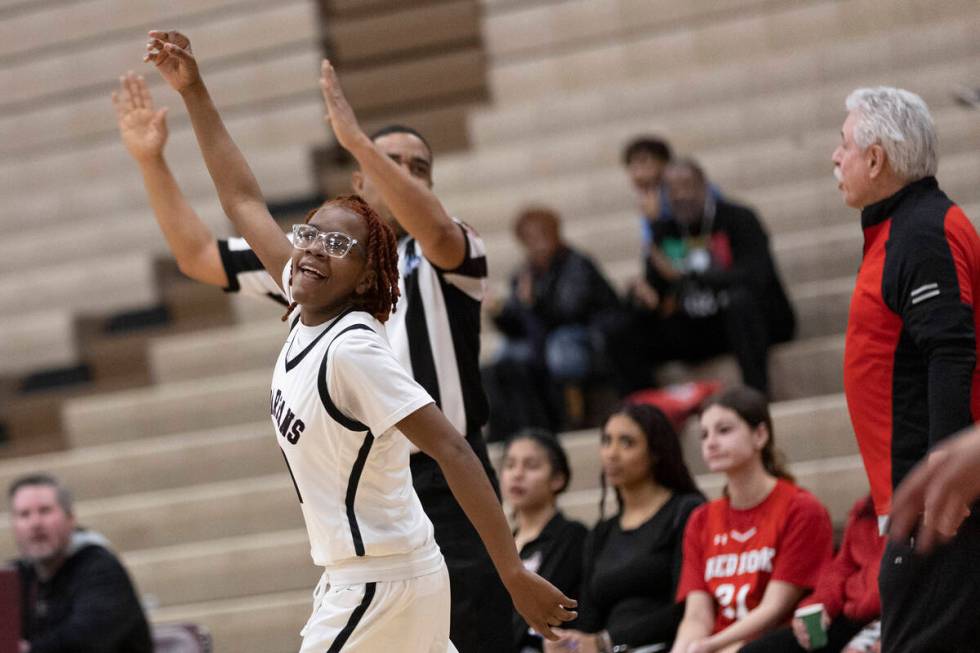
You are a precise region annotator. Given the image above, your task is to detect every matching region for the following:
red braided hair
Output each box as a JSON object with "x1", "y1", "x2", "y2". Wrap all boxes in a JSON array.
[{"x1": 281, "y1": 194, "x2": 400, "y2": 323}]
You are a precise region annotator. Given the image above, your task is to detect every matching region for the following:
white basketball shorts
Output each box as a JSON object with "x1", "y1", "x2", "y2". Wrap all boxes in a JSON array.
[{"x1": 299, "y1": 564, "x2": 457, "y2": 653}]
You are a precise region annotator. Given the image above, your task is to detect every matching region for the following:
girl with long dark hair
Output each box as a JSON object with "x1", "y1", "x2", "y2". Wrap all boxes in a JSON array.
[
  {"x1": 671, "y1": 386, "x2": 833, "y2": 653},
  {"x1": 547, "y1": 403, "x2": 705, "y2": 653}
]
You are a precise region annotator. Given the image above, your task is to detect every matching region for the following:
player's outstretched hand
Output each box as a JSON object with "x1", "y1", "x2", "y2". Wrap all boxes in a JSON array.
[
  {"x1": 112, "y1": 72, "x2": 168, "y2": 163},
  {"x1": 144, "y1": 30, "x2": 201, "y2": 93},
  {"x1": 505, "y1": 568, "x2": 577, "y2": 642},
  {"x1": 890, "y1": 428, "x2": 980, "y2": 553},
  {"x1": 319, "y1": 59, "x2": 369, "y2": 153}
]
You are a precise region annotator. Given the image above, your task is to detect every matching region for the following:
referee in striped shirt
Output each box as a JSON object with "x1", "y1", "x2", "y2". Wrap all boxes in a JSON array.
[{"x1": 115, "y1": 70, "x2": 512, "y2": 652}]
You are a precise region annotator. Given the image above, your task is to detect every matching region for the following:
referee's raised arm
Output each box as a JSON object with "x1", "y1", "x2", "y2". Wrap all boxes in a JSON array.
[{"x1": 319, "y1": 59, "x2": 466, "y2": 271}]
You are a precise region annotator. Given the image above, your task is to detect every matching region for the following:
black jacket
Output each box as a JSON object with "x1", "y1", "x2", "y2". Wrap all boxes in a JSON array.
[
  {"x1": 494, "y1": 246, "x2": 623, "y2": 350},
  {"x1": 16, "y1": 531, "x2": 152, "y2": 653},
  {"x1": 645, "y1": 199, "x2": 795, "y2": 343},
  {"x1": 511, "y1": 512, "x2": 588, "y2": 651}
]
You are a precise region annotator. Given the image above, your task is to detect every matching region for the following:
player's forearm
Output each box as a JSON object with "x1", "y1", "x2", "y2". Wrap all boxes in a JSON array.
[
  {"x1": 136, "y1": 154, "x2": 226, "y2": 286},
  {"x1": 433, "y1": 435, "x2": 524, "y2": 580},
  {"x1": 178, "y1": 82, "x2": 267, "y2": 230},
  {"x1": 346, "y1": 136, "x2": 463, "y2": 267}
]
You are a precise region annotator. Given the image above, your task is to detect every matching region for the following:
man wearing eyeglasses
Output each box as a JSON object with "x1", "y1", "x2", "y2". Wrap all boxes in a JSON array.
[{"x1": 114, "y1": 45, "x2": 509, "y2": 652}]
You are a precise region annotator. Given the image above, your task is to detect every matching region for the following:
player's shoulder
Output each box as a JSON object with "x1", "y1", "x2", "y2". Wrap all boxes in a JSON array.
[{"x1": 329, "y1": 312, "x2": 385, "y2": 349}]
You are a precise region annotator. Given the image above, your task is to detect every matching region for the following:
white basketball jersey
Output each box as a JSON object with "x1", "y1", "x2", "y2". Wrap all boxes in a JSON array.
[{"x1": 270, "y1": 308, "x2": 442, "y2": 583}]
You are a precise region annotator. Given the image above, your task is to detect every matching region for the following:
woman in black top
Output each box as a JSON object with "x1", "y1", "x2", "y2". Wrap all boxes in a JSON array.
[
  {"x1": 502, "y1": 430, "x2": 589, "y2": 652},
  {"x1": 548, "y1": 403, "x2": 704, "y2": 653}
]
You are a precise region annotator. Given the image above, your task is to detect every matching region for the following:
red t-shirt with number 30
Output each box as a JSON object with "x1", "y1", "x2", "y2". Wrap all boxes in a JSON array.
[{"x1": 676, "y1": 479, "x2": 833, "y2": 634}]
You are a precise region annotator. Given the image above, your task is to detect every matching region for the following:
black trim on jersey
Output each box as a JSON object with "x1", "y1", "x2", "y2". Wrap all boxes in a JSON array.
[
  {"x1": 346, "y1": 431, "x2": 375, "y2": 557},
  {"x1": 217, "y1": 238, "x2": 261, "y2": 293},
  {"x1": 284, "y1": 307, "x2": 356, "y2": 372},
  {"x1": 326, "y1": 582, "x2": 376, "y2": 652},
  {"x1": 280, "y1": 449, "x2": 303, "y2": 503},
  {"x1": 403, "y1": 239, "x2": 443, "y2": 408},
  {"x1": 316, "y1": 324, "x2": 373, "y2": 432}
]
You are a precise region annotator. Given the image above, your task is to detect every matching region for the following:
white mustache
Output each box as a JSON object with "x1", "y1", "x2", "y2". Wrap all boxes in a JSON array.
[{"x1": 833, "y1": 167, "x2": 843, "y2": 183}]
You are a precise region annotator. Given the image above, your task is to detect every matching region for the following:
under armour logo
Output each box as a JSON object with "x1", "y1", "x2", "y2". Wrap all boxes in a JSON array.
[{"x1": 730, "y1": 528, "x2": 757, "y2": 543}]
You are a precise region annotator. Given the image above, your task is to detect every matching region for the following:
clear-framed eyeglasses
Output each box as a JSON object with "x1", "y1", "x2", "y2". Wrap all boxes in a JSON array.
[{"x1": 291, "y1": 224, "x2": 361, "y2": 258}]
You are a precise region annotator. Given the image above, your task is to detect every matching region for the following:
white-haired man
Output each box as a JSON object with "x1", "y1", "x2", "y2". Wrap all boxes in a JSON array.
[{"x1": 835, "y1": 87, "x2": 980, "y2": 652}]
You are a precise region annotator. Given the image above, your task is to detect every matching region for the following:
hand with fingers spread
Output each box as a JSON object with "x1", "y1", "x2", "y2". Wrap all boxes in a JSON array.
[
  {"x1": 318, "y1": 59, "x2": 370, "y2": 153},
  {"x1": 112, "y1": 72, "x2": 168, "y2": 163},
  {"x1": 144, "y1": 30, "x2": 201, "y2": 93},
  {"x1": 889, "y1": 426, "x2": 980, "y2": 553},
  {"x1": 505, "y1": 567, "x2": 578, "y2": 642}
]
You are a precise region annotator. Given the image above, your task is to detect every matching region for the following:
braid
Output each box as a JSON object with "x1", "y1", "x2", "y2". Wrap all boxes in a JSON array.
[
  {"x1": 327, "y1": 195, "x2": 400, "y2": 323},
  {"x1": 281, "y1": 197, "x2": 400, "y2": 323}
]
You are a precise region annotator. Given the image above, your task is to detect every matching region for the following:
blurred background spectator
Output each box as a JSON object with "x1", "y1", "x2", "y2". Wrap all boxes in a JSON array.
[
  {"x1": 613, "y1": 160, "x2": 796, "y2": 395},
  {"x1": 484, "y1": 207, "x2": 624, "y2": 440},
  {"x1": 501, "y1": 430, "x2": 587, "y2": 653}
]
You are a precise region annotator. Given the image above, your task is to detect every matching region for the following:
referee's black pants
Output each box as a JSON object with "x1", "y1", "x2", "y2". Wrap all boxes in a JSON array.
[
  {"x1": 411, "y1": 441, "x2": 512, "y2": 653},
  {"x1": 879, "y1": 509, "x2": 980, "y2": 653}
]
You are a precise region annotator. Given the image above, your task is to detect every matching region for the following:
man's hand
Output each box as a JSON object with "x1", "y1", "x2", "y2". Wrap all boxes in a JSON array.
[
  {"x1": 18, "y1": 641, "x2": 29, "y2": 653},
  {"x1": 649, "y1": 246, "x2": 682, "y2": 283},
  {"x1": 144, "y1": 30, "x2": 201, "y2": 94},
  {"x1": 504, "y1": 567, "x2": 577, "y2": 642},
  {"x1": 890, "y1": 427, "x2": 980, "y2": 553},
  {"x1": 629, "y1": 277, "x2": 660, "y2": 311},
  {"x1": 319, "y1": 59, "x2": 370, "y2": 153},
  {"x1": 112, "y1": 72, "x2": 168, "y2": 163}
]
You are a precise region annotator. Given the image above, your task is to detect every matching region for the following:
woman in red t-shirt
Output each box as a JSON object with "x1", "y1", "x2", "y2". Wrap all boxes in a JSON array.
[{"x1": 670, "y1": 386, "x2": 834, "y2": 653}]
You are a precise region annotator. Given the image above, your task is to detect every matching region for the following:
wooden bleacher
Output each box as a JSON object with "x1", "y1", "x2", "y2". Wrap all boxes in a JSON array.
[{"x1": 0, "y1": 0, "x2": 977, "y2": 650}]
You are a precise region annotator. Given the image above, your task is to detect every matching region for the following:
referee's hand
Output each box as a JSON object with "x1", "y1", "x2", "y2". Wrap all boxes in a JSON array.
[{"x1": 505, "y1": 568, "x2": 577, "y2": 641}]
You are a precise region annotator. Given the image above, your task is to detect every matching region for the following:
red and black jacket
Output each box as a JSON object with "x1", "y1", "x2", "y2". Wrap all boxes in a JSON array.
[{"x1": 844, "y1": 176, "x2": 980, "y2": 518}]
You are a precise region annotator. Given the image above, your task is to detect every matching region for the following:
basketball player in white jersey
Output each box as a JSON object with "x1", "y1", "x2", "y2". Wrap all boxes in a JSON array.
[{"x1": 140, "y1": 35, "x2": 575, "y2": 653}]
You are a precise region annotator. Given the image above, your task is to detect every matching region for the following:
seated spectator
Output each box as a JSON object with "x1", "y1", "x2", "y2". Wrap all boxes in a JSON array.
[
  {"x1": 670, "y1": 387, "x2": 833, "y2": 653},
  {"x1": 8, "y1": 474, "x2": 152, "y2": 653},
  {"x1": 546, "y1": 403, "x2": 704, "y2": 653},
  {"x1": 741, "y1": 495, "x2": 884, "y2": 653},
  {"x1": 623, "y1": 136, "x2": 722, "y2": 245},
  {"x1": 502, "y1": 430, "x2": 588, "y2": 652},
  {"x1": 612, "y1": 159, "x2": 795, "y2": 395},
  {"x1": 624, "y1": 136, "x2": 674, "y2": 234},
  {"x1": 484, "y1": 207, "x2": 623, "y2": 439}
]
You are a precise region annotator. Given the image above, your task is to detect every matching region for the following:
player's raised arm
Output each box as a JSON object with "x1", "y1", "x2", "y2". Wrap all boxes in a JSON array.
[
  {"x1": 113, "y1": 71, "x2": 228, "y2": 287},
  {"x1": 144, "y1": 30, "x2": 291, "y2": 287},
  {"x1": 319, "y1": 60, "x2": 466, "y2": 270},
  {"x1": 396, "y1": 404, "x2": 577, "y2": 641}
]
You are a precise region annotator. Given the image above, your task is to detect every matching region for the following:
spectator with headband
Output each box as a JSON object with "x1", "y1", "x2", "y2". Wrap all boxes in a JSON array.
[{"x1": 502, "y1": 430, "x2": 588, "y2": 652}]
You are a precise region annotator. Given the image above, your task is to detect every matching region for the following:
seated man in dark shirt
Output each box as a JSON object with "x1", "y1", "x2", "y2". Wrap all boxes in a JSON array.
[
  {"x1": 8, "y1": 474, "x2": 152, "y2": 653},
  {"x1": 614, "y1": 158, "x2": 795, "y2": 395},
  {"x1": 484, "y1": 207, "x2": 624, "y2": 439}
]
